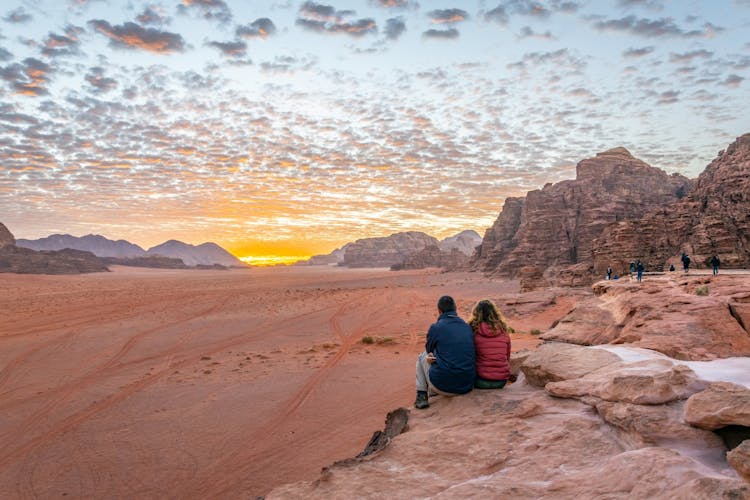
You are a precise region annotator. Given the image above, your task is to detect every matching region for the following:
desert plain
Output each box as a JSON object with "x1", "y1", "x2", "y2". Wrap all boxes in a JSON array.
[{"x1": 0, "y1": 265, "x2": 557, "y2": 498}]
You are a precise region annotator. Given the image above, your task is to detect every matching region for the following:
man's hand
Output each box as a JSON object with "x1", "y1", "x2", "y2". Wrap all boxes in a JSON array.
[{"x1": 426, "y1": 352, "x2": 436, "y2": 364}]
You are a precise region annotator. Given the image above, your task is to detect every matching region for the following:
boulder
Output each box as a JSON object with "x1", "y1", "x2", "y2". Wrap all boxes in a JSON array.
[
  {"x1": 520, "y1": 342, "x2": 620, "y2": 387},
  {"x1": 727, "y1": 440, "x2": 750, "y2": 482},
  {"x1": 546, "y1": 359, "x2": 708, "y2": 405},
  {"x1": 684, "y1": 382, "x2": 750, "y2": 430}
]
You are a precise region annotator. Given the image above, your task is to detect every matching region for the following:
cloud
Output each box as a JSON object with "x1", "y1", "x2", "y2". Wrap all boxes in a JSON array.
[
  {"x1": 517, "y1": 26, "x2": 555, "y2": 40},
  {"x1": 0, "y1": 57, "x2": 53, "y2": 96},
  {"x1": 484, "y1": 1, "x2": 578, "y2": 24},
  {"x1": 85, "y1": 66, "x2": 118, "y2": 93},
  {"x1": 622, "y1": 46, "x2": 654, "y2": 58},
  {"x1": 88, "y1": 20, "x2": 186, "y2": 54},
  {"x1": 484, "y1": 5, "x2": 508, "y2": 24},
  {"x1": 136, "y1": 6, "x2": 171, "y2": 26},
  {"x1": 3, "y1": 7, "x2": 32, "y2": 23},
  {"x1": 42, "y1": 26, "x2": 84, "y2": 58},
  {"x1": 236, "y1": 18, "x2": 277, "y2": 39},
  {"x1": 656, "y1": 89, "x2": 679, "y2": 104},
  {"x1": 206, "y1": 40, "x2": 247, "y2": 58},
  {"x1": 721, "y1": 74, "x2": 743, "y2": 88},
  {"x1": 668, "y1": 49, "x2": 713, "y2": 63},
  {"x1": 0, "y1": 47, "x2": 12, "y2": 62},
  {"x1": 591, "y1": 15, "x2": 720, "y2": 38},
  {"x1": 296, "y1": 3, "x2": 377, "y2": 37},
  {"x1": 260, "y1": 55, "x2": 316, "y2": 73},
  {"x1": 384, "y1": 17, "x2": 406, "y2": 39},
  {"x1": 422, "y1": 28, "x2": 459, "y2": 39},
  {"x1": 178, "y1": 0, "x2": 232, "y2": 24},
  {"x1": 617, "y1": 0, "x2": 664, "y2": 10},
  {"x1": 427, "y1": 9, "x2": 468, "y2": 24},
  {"x1": 370, "y1": 0, "x2": 416, "y2": 8}
]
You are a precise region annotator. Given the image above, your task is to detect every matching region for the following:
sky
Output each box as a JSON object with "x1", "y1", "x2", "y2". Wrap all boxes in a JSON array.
[{"x1": 1, "y1": 0, "x2": 748, "y2": 265}]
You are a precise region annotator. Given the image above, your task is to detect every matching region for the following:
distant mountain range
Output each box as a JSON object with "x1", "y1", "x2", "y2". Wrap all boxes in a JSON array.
[{"x1": 16, "y1": 234, "x2": 246, "y2": 267}]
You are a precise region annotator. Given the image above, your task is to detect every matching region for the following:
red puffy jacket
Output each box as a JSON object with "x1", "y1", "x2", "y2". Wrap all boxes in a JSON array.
[{"x1": 473, "y1": 322, "x2": 511, "y2": 381}]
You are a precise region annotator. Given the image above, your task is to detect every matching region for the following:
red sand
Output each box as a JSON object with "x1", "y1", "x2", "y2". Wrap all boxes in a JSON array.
[{"x1": 0, "y1": 266, "x2": 559, "y2": 498}]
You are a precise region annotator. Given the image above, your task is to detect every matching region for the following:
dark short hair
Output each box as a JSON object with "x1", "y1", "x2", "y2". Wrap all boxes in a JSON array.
[{"x1": 437, "y1": 295, "x2": 456, "y2": 313}]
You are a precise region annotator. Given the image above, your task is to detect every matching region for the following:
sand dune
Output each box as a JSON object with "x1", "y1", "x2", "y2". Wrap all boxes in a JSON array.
[{"x1": 0, "y1": 266, "x2": 556, "y2": 498}]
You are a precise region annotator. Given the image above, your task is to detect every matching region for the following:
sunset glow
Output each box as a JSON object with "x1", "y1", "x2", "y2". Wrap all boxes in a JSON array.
[{"x1": 1, "y1": 1, "x2": 748, "y2": 261}]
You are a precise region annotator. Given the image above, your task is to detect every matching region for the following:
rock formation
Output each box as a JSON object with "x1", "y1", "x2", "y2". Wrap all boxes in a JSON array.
[
  {"x1": 296, "y1": 244, "x2": 350, "y2": 266},
  {"x1": 267, "y1": 275, "x2": 750, "y2": 498},
  {"x1": 593, "y1": 133, "x2": 750, "y2": 276},
  {"x1": 342, "y1": 231, "x2": 439, "y2": 268},
  {"x1": 16, "y1": 233, "x2": 146, "y2": 258},
  {"x1": 438, "y1": 230, "x2": 482, "y2": 255},
  {"x1": 541, "y1": 274, "x2": 750, "y2": 360},
  {"x1": 393, "y1": 245, "x2": 470, "y2": 271},
  {"x1": 471, "y1": 147, "x2": 689, "y2": 288},
  {"x1": 146, "y1": 240, "x2": 246, "y2": 267},
  {"x1": 0, "y1": 222, "x2": 16, "y2": 248}
]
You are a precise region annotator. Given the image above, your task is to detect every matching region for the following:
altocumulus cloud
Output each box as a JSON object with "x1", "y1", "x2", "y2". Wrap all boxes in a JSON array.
[
  {"x1": 427, "y1": 8, "x2": 469, "y2": 24},
  {"x1": 88, "y1": 20, "x2": 186, "y2": 54},
  {"x1": 0, "y1": 57, "x2": 53, "y2": 96},
  {"x1": 236, "y1": 18, "x2": 277, "y2": 39},
  {"x1": 178, "y1": 0, "x2": 233, "y2": 24},
  {"x1": 296, "y1": 2, "x2": 377, "y2": 37},
  {"x1": 591, "y1": 15, "x2": 719, "y2": 38},
  {"x1": 206, "y1": 40, "x2": 247, "y2": 58},
  {"x1": 422, "y1": 28, "x2": 459, "y2": 39}
]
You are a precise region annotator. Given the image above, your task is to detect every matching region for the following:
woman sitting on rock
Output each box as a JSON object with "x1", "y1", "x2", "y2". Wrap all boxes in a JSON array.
[{"x1": 469, "y1": 299, "x2": 512, "y2": 389}]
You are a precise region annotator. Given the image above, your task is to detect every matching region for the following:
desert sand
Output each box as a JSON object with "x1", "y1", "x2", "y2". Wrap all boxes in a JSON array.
[{"x1": 0, "y1": 266, "x2": 563, "y2": 498}]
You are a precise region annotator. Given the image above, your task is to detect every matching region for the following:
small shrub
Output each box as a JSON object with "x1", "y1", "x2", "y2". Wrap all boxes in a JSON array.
[
  {"x1": 361, "y1": 336, "x2": 374, "y2": 344},
  {"x1": 695, "y1": 286, "x2": 709, "y2": 296},
  {"x1": 530, "y1": 329, "x2": 541, "y2": 335}
]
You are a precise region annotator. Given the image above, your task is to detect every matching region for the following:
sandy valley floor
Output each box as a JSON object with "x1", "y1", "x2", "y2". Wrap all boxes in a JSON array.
[{"x1": 0, "y1": 266, "x2": 558, "y2": 498}]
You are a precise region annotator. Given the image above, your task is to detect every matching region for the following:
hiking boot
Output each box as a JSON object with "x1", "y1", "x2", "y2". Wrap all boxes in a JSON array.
[{"x1": 414, "y1": 391, "x2": 429, "y2": 409}]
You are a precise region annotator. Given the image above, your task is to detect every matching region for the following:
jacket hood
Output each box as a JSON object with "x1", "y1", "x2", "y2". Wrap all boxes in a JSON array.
[{"x1": 475, "y1": 322, "x2": 504, "y2": 338}]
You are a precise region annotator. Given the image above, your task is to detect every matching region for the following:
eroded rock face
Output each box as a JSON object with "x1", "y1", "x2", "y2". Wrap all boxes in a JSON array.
[
  {"x1": 520, "y1": 342, "x2": 620, "y2": 387},
  {"x1": 545, "y1": 359, "x2": 708, "y2": 405},
  {"x1": 0, "y1": 246, "x2": 109, "y2": 274},
  {"x1": 0, "y1": 222, "x2": 15, "y2": 248},
  {"x1": 684, "y1": 382, "x2": 750, "y2": 430},
  {"x1": 471, "y1": 147, "x2": 689, "y2": 287},
  {"x1": 343, "y1": 231, "x2": 439, "y2": 268},
  {"x1": 727, "y1": 440, "x2": 750, "y2": 482},
  {"x1": 541, "y1": 276, "x2": 750, "y2": 360},
  {"x1": 394, "y1": 245, "x2": 469, "y2": 271},
  {"x1": 593, "y1": 133, "x2": 750, "y2": 275}
]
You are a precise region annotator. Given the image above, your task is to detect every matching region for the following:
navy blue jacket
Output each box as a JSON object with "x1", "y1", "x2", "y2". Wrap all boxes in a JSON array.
[{"x1": 426, "y1": 311, "x2": 476, "y2": 394}]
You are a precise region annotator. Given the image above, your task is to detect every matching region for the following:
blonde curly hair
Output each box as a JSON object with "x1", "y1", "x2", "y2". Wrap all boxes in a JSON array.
[{"x1": 469, "y1": 299, "x2": 510, "y2": 335}]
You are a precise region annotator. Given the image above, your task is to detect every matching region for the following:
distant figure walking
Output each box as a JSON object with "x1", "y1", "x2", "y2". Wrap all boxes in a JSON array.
[
  {"x1": 682, "y1": 253, "x2": 691, "y2": 273},
  {"x1": 606, "y1": 266, "x2": 612, "y2": 280},
  {"x1": 669, "y1": 264, "x2": 675, "y2": 272},
  {"x1": 629, "y1": 261, "x2": 636, "y2": 280},
  {"x1": 414, "y1": 296, "x2": 475, "y2": 409},
  {"x1": 469, "y1": 300, "x2": 511, "y2": 389},
  {"x1": 636, "y1": 260, "x2": 644, "y2": 282},
  {"x1": 711, "y1": 255, "x2": 720, "y2": 275}
]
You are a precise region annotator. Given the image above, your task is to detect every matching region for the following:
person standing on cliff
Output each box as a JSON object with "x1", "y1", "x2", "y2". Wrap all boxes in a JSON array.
[
  {"x1": 629, "y1": 261, "x2": 636, "y2": 280},
  {"x1": 415, "y1": 295, "x2": 476, "y2": 409},
  {"x1": 636, "y1": 260, "x2": 644, "y2": 282},
  {"x1": 682, "y1": 252, "x2": 691, "y2": 273},
  {"x1": 606, "y1": 266, "x2": 613, "y2": 280},
  {"x1": 711, "y1": 255, "x2": 720, "y2": 275}
]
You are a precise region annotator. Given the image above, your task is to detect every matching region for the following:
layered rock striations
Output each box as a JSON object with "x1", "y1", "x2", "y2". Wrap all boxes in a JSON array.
[
  {"x1": 472, "y1": 147, "x2": 689, "y2": 287},
  {"x1": 593, "y1": 133, "x2": 750, "y2": 275},
  {"x1": 0, "y1": 222, "x2": 15, "y2": 248},
  {"x1": 343, "y1": 231, "x2": 439, "y2": 268}
]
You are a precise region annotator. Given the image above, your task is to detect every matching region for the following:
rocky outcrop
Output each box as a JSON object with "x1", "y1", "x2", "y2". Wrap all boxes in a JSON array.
[
  {"x1": 393, "y1": 245, "x2": 470, "y2": 271},
  {"x1": 342, "y1": 231, "x2": 439, "y2": 268},
  {"x1": 16, "y1": 233, "x2": 146, "y2": 258},
  {"x1": 684, "y1": 382, "x2": 750, "y2": 430},
  {"x1": 541, "y1": 275, "x2": 750, "y2": 360},
  {"x1": 593, "y1": 133, "x2": 750, "y2": 276},
  {"x1": 297, "y1": 244, "x2": 350, "y2": 266},
  {"x1": 0, "y1": 222, "x2": 15, "y2": 248},
  {"x1": 100, "y1": 256, "x2": 188, "y2": 269},
  {"x1": 438, "y1": 230, "x2": 482, "y2": 256},
  {"x1": 0, "y1": 246, "x2": 109, "y2": 274},
  {"x1": 471, "y1": 147, "x2": 689, "y2": 288},
  {"x1": 269, "y1": 344, "x2": 749, "y2": 498},
  {"x1": 146, "y1": 240, "x2": 246, "y2": 267}
]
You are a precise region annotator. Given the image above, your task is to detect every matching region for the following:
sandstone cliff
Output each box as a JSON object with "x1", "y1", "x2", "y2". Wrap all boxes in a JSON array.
[
  {"x1": 0, "y1": 222, "x2": 15, "y2": 248},
  {"x1": 593, "y1": 133, "x2": 750, "y2": 276},
  {"x1": 392, "y1": 245, "x2": 470, "y2": 270},
  {"x1": 343, "y1": 231, "x2": 439, "y2": 268},
  {"x1": 472, "y1": 147, "x2": 689, "y2": 287}
]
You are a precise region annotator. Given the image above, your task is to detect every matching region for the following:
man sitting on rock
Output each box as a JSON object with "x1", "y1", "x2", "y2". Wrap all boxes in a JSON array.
[{"x1": 415, "y1": 295, "x2": 476, "y2": 409}]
